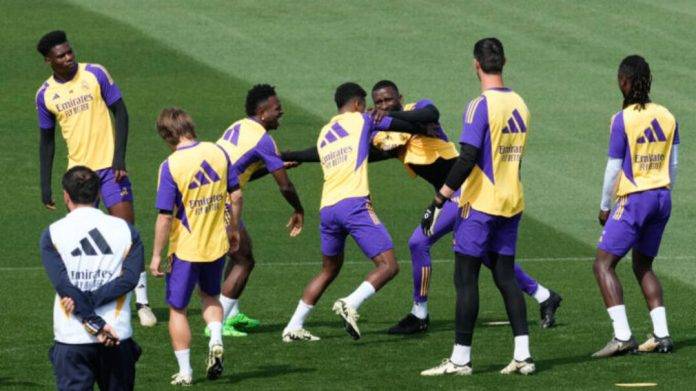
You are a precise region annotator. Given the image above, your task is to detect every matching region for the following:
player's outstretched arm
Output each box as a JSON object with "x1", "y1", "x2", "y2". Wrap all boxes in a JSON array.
[
  {"x1": 39, "y1": 127, "x2": 56, "y2": 209},
  {"x1": 108, "y1": 98, "x2": 129, "y2": 181},
  {"x1": 40, "y1": 229, "x2": 96, "y2": 319},
  {"x1": 271, "y1": 169, "x2": 304, "y2": 237},
  {"x1": 87, "y1": 224, "x2": 144, "y2": 307},
  {"x1": 281, "y1": 146, "x2": 320, "y2": 163},
  {"x1": 389, "y1": 104, "x2": 439, "y2": 124}
]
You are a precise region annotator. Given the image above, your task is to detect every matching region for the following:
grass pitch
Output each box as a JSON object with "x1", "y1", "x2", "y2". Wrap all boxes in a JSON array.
[{"x1": 1, "y1": 1, "x2": 695, "y2": 389}]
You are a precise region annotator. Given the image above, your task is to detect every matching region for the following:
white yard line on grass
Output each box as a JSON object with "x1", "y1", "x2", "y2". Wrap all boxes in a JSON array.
[{"x1": 2, "y1": 256, "x2": 693, "y2": 271}]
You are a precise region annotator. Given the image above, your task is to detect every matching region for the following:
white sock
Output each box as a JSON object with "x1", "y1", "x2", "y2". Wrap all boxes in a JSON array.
[
  {"x1": 134, "y1": 272, "x2": 148, "y2": 305},
  {"x1": 650, "y1": 306, "x2": 669, "y2": 338},
  {"x1": 284, "y1": 300, "x2": 314, "y2": 333},
  {"x1": 208, "y1": 321, "x2": 223, "y2": 347},
  {"x1": 450, "y1": 344, "x2": 471, "y2": 365},
  {"x1": 220, "y1": 295, "x2": 239, "y2": 320},
  {"x1": 532, "y1": 284, "x2": 551, "y2": 303},
  {"x1": 174, "y1": 349, "x2": 192, "y2": 376},
  {"x1": 607, "y1": 305, "x2": 632, "y2": 340},
  {"x1": 344, "y1": 281, "x2": 376, "y2": 309},
  {"x1": 513, "y1": 335, "x2": 531, "y2": 361},
  {"x1": 411, "y1": 301, "x2": 428, "y2": 320}
]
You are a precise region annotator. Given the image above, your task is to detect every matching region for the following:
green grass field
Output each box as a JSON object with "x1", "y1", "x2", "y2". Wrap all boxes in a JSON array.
[{"x1": 2, "y1": 0, "x2": 695, "y2": 389}]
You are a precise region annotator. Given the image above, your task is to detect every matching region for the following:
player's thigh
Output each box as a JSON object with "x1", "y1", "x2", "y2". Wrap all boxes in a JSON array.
[
  {"x1": 319, "y1": 211, "x2": 348, "y2": 258},
  {"x1": 490, "y1": 213, "x2": 522, "y2": 257},
  {"x1": 198, "y1": 256, "x2": 226, "y2": 297},
  {"x1": 347, "y1": 204, "x2": 393, "y2": 259},
  {"x1": 50, "y1": 342, "x2": 98, "y2": 391},
  {"x1": 96, "y1": 338, "x2": 141, "y2": 391},
  {"x1": 165, "y1": 256, "x2": 199, "y2": 310},
  {"x1": 98, "y1": 168, "x2": 134, "y2": 212},
  {"x1": 453, "y1": 207, "x2": 491, "y2": 258},
  {"x1": 597, "y1": 196, "x2": 640, "y2": 258}
]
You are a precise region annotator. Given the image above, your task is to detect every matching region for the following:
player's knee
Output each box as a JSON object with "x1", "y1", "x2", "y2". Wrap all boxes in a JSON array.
[
  {"x1": 408, "y1": 231, "x2": 430, "y2": 254},
  {"x1": 381, "y1": 259, "x2": 399, "y2": 279},
  {"x1": 593, "y1": 258, "x2": 612, "y2": 276}
]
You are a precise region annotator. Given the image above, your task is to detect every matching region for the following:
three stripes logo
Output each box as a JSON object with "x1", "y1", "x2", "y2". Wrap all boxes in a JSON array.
[
  {"x1": 71, "y1": 229, "x2": 112, "y2": 257},
  {"x1": 636, "y1": 119, "x2": 666, "y2": 144},
  {"x1": 189, "y1": 160, "x2": 221, "y2": 189},
  {"x1": 319, "y1": 122, "x2": 349, "y2": 148},
  {"x1": 501, "y1": 109, "x2": 527, "y2": 134},
  {"x1": 221, "y1": 124, "x2": 241, "y2": 146}
]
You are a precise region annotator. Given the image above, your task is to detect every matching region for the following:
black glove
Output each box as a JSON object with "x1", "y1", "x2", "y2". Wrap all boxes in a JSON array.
[{"x1": 421, "y1": 193, "x2": 446, "y2": 236}]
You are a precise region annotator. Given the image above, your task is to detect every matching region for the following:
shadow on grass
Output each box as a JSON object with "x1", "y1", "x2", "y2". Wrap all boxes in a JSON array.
[
  {"x1": 225, "y1": 365, "x2": 316, "y2": 384},
  {"x1": 0, "y1": 377, "x2": 43, "y2": 388}
]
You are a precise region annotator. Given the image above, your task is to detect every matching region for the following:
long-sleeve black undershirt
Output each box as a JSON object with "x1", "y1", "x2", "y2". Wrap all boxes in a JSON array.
[
  {"x1": 109, "y1": 98, "x2": 129, "y2": 170},
  {"x1": 389, "y1": 104, "x2": 439, "y2": 124},
  {"x1": 443, "y1": 143, "x2": 479, "y2": 191},
  {"x1": 39, "y1": 128, "x2": 55, "y2": 204}
]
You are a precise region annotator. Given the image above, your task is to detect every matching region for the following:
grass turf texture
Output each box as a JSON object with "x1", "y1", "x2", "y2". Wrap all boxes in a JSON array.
[{"x1": 1, "y1": 0, "x2": 695, "y2": 389}]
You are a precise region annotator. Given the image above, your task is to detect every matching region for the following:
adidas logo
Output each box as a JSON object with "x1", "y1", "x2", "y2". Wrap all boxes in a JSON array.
[
  {"x1": 52, "y1": 93, "x2": 60, "y2": 100},
  {"x1": 189, "y1": 160, "x2": 221, "y2": 189},
  {"x1": 637, "y1": 119, "x2": 666, "y2": 144},
  {"x1": 502, "y1": 109, "x2": 527, "y2": 134},
  {"x1": 71, "y1": 228, "x2": 113, "y2": 256},
  {"x1": 320, "y1": 122, "x2": 349, "y2": 148},
  {"x1": 222, "y1": 123, "x2": 241, "y2": 146}
]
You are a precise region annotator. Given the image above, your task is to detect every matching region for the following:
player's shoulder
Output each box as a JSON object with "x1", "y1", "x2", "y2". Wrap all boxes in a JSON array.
[
  {"x1": 35, "y1": 80, "x2": 51, "y2": 103},
  {"x1": 648, "y1": 102, "x2": 675, "y2": 120},
  {"x1": 84, "y1": 63, "x2": 115, "y2": 84}
]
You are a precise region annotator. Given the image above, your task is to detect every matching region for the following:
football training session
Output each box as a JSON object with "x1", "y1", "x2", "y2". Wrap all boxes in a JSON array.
[{"x1": 2, "y1": 0, "x2": 695, "y2": 389}]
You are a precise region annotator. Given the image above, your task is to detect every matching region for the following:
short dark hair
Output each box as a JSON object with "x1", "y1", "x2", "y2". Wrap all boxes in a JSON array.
[
  {"x1": 62, "y1": 166, "x2": 99, "y2": 205},
  {"x1": 371, "y1": 80, "x2": 399, "y2": 93},
  {"x1": 619, "y1": 55, "x2": 652, "y2": 110},
  {"x1": 334, "y1": 82, "x2": 366, "y2": 109},
  {"x1": 156, "y1": 107, "x2": 197, "y2": 146},
  {"x1": 245, "y1": 84, "x2": 276, "y2": 117},
  {"x1": 37, "y1": 30, "x2": 68, "y2": 56},
  {"x1": 473, "y1": 37, "x2": 505, "y2": 74}
]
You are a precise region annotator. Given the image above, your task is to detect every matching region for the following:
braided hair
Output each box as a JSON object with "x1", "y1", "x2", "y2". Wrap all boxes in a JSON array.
[{"x1": 618, "y1": 55, "x2": 651, "y2": 110}]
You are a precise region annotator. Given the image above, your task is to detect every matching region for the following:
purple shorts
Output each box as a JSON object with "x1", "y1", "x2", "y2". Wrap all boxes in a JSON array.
[
  {"x1": 453, "y1": 206, "x2": 521, "y2": 257},
  {"x1": 165, "y1": 255, "x2": 225, "y2": 309},
  {"x1": 598, "y1": 188, "x2": 671, "y2": 258},
  {"x1": 95, "y1": 168, "x2": 133, "y2": 209},
  {"x1": 320, "y1": 197, "x2": 394, "y2": 259}
]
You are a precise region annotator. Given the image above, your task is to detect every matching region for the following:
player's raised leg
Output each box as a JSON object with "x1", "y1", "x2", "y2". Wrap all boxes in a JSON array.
[{"x1": 283, "y1": 253, "x2": 344, "y2": 342}]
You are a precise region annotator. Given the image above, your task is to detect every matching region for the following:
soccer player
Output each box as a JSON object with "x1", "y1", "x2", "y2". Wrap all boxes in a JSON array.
[
  {"x1": 420, "y1": 38, "x2": 534, "y2": 376},
  {"x1": 281, "y1": 82, "x2": 430, "y2": 342},
  {"x1": 214, "y1": 84, "x2": 305, "y2": 337},
  {"x1": 150, "y1": 108, "x2": 243, "y2": 385},
  {"x1": 41, "y1": 166, "x2": 143, "y2": 390},
  {"x1": 35, "y1": 30, "x2": 156, "y2": 327},
  {"x1": 369, "y1": 80, "x2": 562, "y2": 334},
  {"x1": 592, "y1": 55, "x2": 679, "y2": 358}
]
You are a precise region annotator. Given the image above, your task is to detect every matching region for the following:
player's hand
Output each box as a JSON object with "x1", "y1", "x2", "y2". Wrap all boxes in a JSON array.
[
  {"x1": 44, "y1": 200, "x2": 57, "y2": 211},
  {"x1": 421, "y1": 198, "x2": 445, "y2": 237},
  {"x1": 419, "y1": 122, "x2": 440, "y2": 137},
  {"x1": 229, "y1": 229, "x2": 241, "y2": 253},
  {"x1": 369, "y1": 108, "x2": 389, "y2": 124},
  {"x1": 150, "y1": 255, "x2": 165, "y2": 278},
  {"x1": 97, "y1": 324, "x2": 120, "y2": 347},
  {"x1": 287, "y1": 211, "x2": 304, "y2": 237},
  {"x1": 60, "y1": 297, "x2": 75, "y2": 314},
  {"x1": 598, "y1": 209, "x2": 610, "y2": 226},
  {"x1": 113, "y1": 169, "x2": 128, "y2": 182},
  {"x1": 284, "y1": 161, "x2": 301, "y2": 170}
]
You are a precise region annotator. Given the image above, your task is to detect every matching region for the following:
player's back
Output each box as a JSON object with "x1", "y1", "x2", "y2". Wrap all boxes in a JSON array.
[
  {"x1": 612, "y1": 103, "x2": 678, "y2": 196},
  {"x1": 460, "y1": 88, "x2": 529, "y2": 217},
  {"x1": 318, "y1": 112, "x2": 373, "y2": 208},
  {"x1": 216, "y1": 118, "x2": 281, "y2": 188},
  {"x1": 48, "y1": 207, "x2": 134, "y2": 344},
  {"x1": 159, "y1": 141, "x2": 230, "y2": 261}
]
